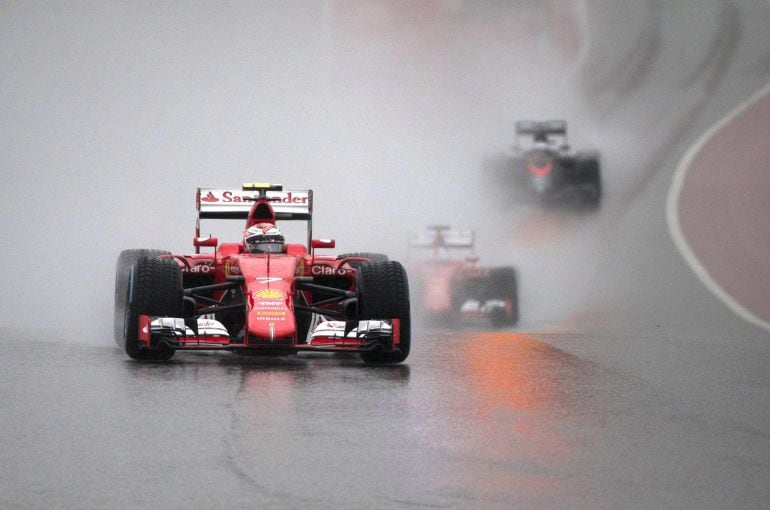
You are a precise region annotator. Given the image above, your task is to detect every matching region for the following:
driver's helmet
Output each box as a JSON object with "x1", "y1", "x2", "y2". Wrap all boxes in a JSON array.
[{"x1": 243, "y1": 223, "x2": 285, "y2": 253}]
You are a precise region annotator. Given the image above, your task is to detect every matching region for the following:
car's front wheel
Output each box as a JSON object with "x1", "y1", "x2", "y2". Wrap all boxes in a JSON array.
[
  {"x1": 114, "y1": 249, "x2": 170, "y2": 347},
  {"x1": 123, "y1": 256, "x2": 182, "y2": 361},
  {"x1": 357, "y1": 260, "x2": 411, "y2": 364}
]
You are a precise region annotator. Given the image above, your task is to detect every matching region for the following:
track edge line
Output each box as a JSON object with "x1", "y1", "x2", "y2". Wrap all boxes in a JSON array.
[{"x1": 666, "y1": 80, "x2": 770, "y2": 333}]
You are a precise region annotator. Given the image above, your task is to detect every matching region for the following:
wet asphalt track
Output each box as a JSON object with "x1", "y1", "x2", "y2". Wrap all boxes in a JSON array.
[
  {"x1": 3, "y1": 326, "x2": 768, "y2": 510},
  {"x1": 3, "y1": 1, "x2": 770, "y2": 509}
]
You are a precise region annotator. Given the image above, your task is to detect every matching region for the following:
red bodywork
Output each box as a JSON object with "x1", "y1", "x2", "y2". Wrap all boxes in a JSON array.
[
  {"x1": 412, "y1": 260, "x2": 464, "y2": 314},
  {"x1": 137, "y1": 186, "x2": 402, "y2": 354},
  {"x1": 408, "y1": 227, "x2": 518, "y2": 326}
]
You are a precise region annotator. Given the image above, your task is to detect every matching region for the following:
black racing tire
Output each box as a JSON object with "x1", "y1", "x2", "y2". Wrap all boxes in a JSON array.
[
  {"x1": 357, "y1": 260, "x2": 411, "y2": 364},
  {"x1": 449, "y1": 275, "x2": 467, "y2": 311},
  {"x1": 114, "y1": 249, "x2": 170, "y2": 346},
  {"x1": 123, "y1": 256, "x2": 182, "y2": 361},
  {"x1": 577, "y1": 157, "x2": 602, "y2": 208},
  {"x1": 337, "y1": 252, "x2": 389, "y2": 268},
  {"x1": 487, "y1": 267, "x2": 519, "y2": 327}
]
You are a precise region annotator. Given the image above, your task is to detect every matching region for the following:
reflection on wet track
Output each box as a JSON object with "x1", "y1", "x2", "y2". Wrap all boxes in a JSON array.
[
  {"x1": 2, "y1": 330, "x2": 768, "y2": 509},
  {"x1": 0, "y1": 332, "x2": 601, "y2": 508}
]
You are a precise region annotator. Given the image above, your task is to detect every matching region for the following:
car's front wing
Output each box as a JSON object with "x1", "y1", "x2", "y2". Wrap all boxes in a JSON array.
[{"x1": 137, "y1": 315, "x2": 401, "y2": 353}]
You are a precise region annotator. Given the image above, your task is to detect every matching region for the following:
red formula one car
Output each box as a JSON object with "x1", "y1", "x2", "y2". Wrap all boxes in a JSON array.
[
  {"x1": 114, "y1": 183, "x2": 410, "y2": 363},
  {"x1": 408, "y1": 226, "x2": 518, "y2": 328}
]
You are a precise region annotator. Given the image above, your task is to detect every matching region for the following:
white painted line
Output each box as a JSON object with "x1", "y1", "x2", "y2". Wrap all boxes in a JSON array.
[{"x1": 666, "y1": 80, "x2": 770, "y2": 333}]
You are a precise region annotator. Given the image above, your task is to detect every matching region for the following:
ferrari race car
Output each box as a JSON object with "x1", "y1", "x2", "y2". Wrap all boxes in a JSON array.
[
  {"x1": 408, "y1": 226, "x2": 518, "y2": 327},
  {"x1": 485, "y1": 120, "x2": 601, "y2": 209},
  {"x1": 114, "y1": 183, "x2": 410, "y2": 363}
]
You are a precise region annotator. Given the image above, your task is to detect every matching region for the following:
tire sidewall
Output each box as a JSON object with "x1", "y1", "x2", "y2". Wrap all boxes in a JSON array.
[
  {"x1": 123, "y1": 256, "x2": 182, "y2": 361},
  {"x1": 358, "y1": 260, "x2": 411, "y2": 363},
  {"x1": 114, "y1": 249, "x2": 170, "y2": 347}
]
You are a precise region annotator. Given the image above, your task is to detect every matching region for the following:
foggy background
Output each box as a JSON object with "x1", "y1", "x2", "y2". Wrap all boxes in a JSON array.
[
  {"x1": 3, "y1": 2, "x2": 770, "y2": 508},
  {"x1": 2, "y1": 1, "x2": 769, "y2": 342}
]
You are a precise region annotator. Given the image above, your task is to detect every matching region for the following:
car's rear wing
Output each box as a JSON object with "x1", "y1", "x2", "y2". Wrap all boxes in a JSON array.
[
  {"x1": 409, "y1": 226, "x2": 475, "y2": 250},
  {"x1": 194, "y1": 185, "x2": 314, "y2": 253},
  {"x1": 197, "y1": 188, "x2": 312, "y2": 220},
  {"x1": 515, "y1": 120, "x2": 567, "y2": 136}
]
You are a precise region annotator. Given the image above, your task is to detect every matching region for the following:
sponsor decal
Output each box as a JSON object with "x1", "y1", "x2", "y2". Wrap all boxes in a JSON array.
[
  {"x1": 254, "y1": 289, "x2": 286, "y2": 300},
  {"x1": 254, "y1": 300, "x2": 283, "y2": 308},
  {"x1": 295, "y1": 258, "x2": 306, "y2": 276},
  {"x1": 255, "y1": 277, "x2": 283, "y2": 284},
  {"x1": 256, "y1": 311, "x2": 286, "y2": 317},
  {"x1": 200, "y1": 191, "x2": 219, "y2": 203},
  {"x1": 255, "y1": 316, "x2": 287, "y2": 321},
  {"x1": 183, "y1": 262, "x2": 214, "y2": 274},
  {"x1": 200, "y1": 190, "x2": 309, "y2": 205},
  {"x1": 275, "y1": 192, "x2": 309, "y2": 204},
  {"x1": 219, "y1": 191, "x2": 309, "y2": 204},
  {"x1": 311, "y1": 265, "x2": 348, "y2": 276},
  {"x1": 221, "y1": 191, "x2": 251, "y2": 203},
  {"x1": 257, "y1": 299, "x2": 283, "y2": 307}
]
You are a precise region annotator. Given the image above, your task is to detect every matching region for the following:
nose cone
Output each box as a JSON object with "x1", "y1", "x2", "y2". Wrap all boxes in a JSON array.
[
  {"x1": 527, "y1": 153, "x2": 554, "y2": 177},
  {"x1": 238, "y1": 255, "x2": 299, "y2": 344},
  {"x1": 247, "y1": 286, "x2": 297, "y2": 344}
]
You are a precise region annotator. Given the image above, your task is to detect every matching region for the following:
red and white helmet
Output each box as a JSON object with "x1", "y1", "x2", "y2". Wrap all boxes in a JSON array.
[{"x1": 243, "y1": 223, "x2": 284, "y2": 253}]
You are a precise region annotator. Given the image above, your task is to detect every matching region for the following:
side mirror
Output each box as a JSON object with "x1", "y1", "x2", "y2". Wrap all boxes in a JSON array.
[
  {"x1": 311, "y1": 238, "x2": 336, "y2": 249},
  {"x1": 193, "y1": 236, "x2": 218, "y2": 248}
]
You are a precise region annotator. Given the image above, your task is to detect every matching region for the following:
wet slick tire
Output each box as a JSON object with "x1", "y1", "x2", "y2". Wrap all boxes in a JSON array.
[
  {"x1": 114, "y1": 249, "x2": 170, "y2": 346},
  {"x1": 577, "y1": 157, "x2": 602, "y2": 209},
  {"x1": 357, "y1": 260, "x2": 411, "y2": 364},
  {"x1": 123, "y1": 256, "x2": 182, "y2": 361},
  {"x1": 488, "y1": 267, "x2": 519, "y2": 327}
]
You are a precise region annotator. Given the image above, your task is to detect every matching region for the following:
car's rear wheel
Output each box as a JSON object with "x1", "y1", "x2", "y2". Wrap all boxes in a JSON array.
[
  {"x1": 487, "y1": 267, "x2": 519, "y2": 327},
  {"x1": 123, "y1": 256, "x2": 182, "y2": 361},
  {"x1": 114, "y1": 249, "x2": 170, "y2": 347},
  {"x1": 357, "y1": 260, "x2": 411, "y2": 364},
  {"x1": 449, "y1": 275, "x2": 467, "y2": 312},
  {"x1": 577, "y1": 157, "x2": 602, "y2": 208}
]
